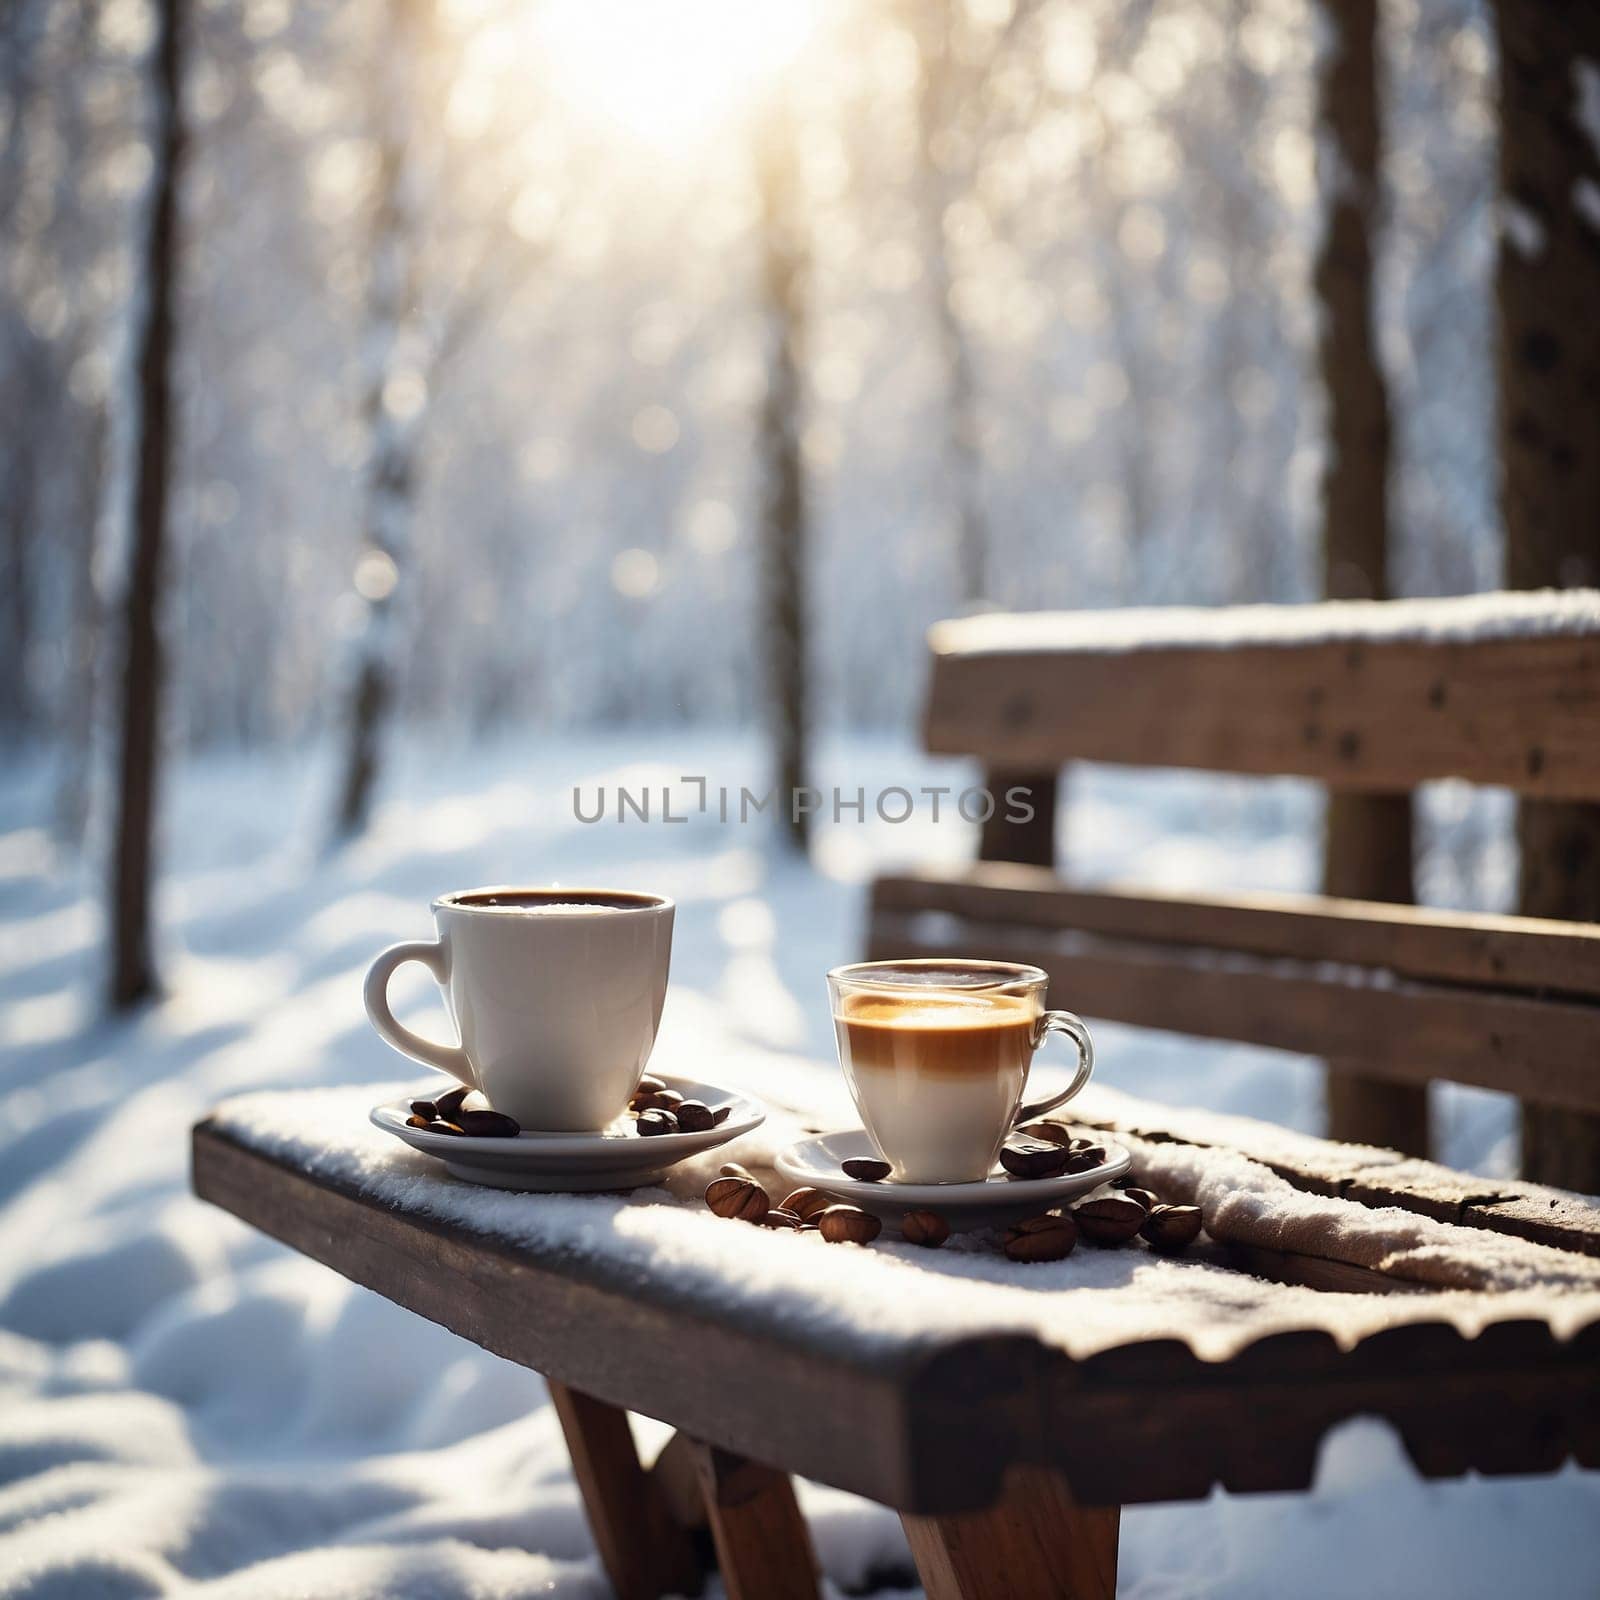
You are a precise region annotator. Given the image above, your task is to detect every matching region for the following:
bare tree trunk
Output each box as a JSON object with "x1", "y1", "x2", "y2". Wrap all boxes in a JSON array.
[
  {"x1": 108, "y1": 0, "x2": 187, "y2": 1008},
  {"x1": 913, "y1": 0, "x2": 985, "y2": 607},
  {"x1": 1493, "y1": 1, "x2": 1600, "y2": 1190},
  {"x1": 1312, "y1": 0, "x2": 1424, "y2": 1154},
  {"x1": 755, "y1": 103, "x2": 810, "y2": 851},
  {"x1": 332, "y1": 0, "x2": 428, "y2": 840}
]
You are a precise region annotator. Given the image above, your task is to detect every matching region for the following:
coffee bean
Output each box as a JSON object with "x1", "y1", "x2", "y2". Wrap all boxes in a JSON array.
[
  {"x1": 435, "y1": 1085, "x2": 472, "y2": 1121},
  {"x1": 674, "y1": 1099, "x2": 714, "y2": 1133},
  {"x1": 720, "y1": 1162, "x2": 755, "y2": 1181},
  {"x1": 711, "y1": 1105, "x2": 732, "y2": 1125},
  {"x1": 818, "y1": 1205, "x2": 882, "y2": 1244},
  {"x1": 780, "y1": 1187, "x2": 830, "y2": 1222},
  {"x1": 1003, "y1": 1212, "x2": 1077, "y2": 1262},
  {"x1": 456, "y1": 1109, "x2": 521, "y2": 1138},
  {"x1": 1142, "y1": 1204, "x2": 1203, "y2": 1253},
  {"x1": 901, "y1": 1209, "x2": 950, "y2": 1248},
  {"x1": 1000, "y1": 1138, "x2": 1071, "y2": 1180},
  {"x1": 1063, "y1": 1145, "x2": 1107, "y2": 1174},
  {"x1": 634, "y1": 1089, "x2": 683, "y2": 1113},
  {"x1": 842, "y1": 1157, "x2": 891, "y2": 1183},
  {"x1": 430, "y1": 1120, "x2": 466, "y2": 1137},
  {"x1": 706, "y1": 1176, "x2": 770, "y2": 1222},
  {"x1": 636, "y1": 1109, "x2": 679, "y2": 1137},
  {"x1": 1073, "y1": 1194, "x2": 1147, "y2": 1246},
  {"x1": 762, "y1": 1208, "x2": 801, "y2": 1230},
  {"x1": 409, "y1": 1099, "x2": 437, "y2": 1120},
  {"x1": 405, "y1": 1113, "x2": 432, "y2": 1129},
  {"x1": 635, "y1": 1074, "x2": 667, "y2": 1096},
  {"x1": 1121, "y1": 1186, "x2": 1160, "y2": 1213},
  {"x1": 1020, "y1": 1120, "x2": 1076, "y2": 1147}
]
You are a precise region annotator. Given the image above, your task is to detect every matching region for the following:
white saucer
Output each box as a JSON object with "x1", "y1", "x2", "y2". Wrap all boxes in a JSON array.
[
  {"x1": 370, "y1": 1074, "x2": 765, "y2": 1191},
  {"x1": 774, "y1": 1130, "x2": 1130, "y2": 1231}
]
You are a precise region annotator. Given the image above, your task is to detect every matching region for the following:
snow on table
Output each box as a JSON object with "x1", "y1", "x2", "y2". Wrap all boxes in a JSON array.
[{"x1": 210, "y1": 1083, "x2": 1600, "y2": 1368}]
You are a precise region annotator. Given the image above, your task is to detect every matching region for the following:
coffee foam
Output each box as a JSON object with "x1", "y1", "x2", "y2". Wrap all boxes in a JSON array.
[{"x1": 839, "y1": 990, "x2": 1033, "y2": 1029}]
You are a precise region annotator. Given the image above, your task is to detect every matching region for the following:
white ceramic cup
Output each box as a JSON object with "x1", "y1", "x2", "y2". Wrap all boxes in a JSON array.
[{"x1": 363, "y1": 887, "x2": 674, "y2": 1131}]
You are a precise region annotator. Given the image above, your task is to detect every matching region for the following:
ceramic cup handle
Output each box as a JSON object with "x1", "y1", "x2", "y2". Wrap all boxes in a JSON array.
[
  {"x1": 363, "y1": 940, "x2": 475, "y2": 1086},
  {"x1": 1016, "y1": 1009, "x2": 1095, "y2": 1124}
]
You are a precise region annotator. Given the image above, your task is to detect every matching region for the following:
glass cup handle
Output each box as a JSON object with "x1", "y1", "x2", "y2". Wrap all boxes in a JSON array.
[{"x1": 1017, "y1": 1009, "x2": 1095, "y2": 1124}]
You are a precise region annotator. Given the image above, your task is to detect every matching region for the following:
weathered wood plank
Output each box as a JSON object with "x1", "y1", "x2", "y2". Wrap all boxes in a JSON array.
[
  {"x1": 871, "y1": 864, "x2": 1600, "y2": 999},
  {"x1": 923, "y1": 609, "x2": 1600, "y2": 798},
  {"x1": 192, "y1": 1121, "x2": 1600, "y2": 1509},
  {"x1": 685, "y1": 1438, "x2": 819, "y2": 1600},
  {"x1": 547, "y1": 1381, "x2": 704, "y2": 1599},
  {"x1": 189, "y1": 1122, "x2": 923, "y2": 1508},
  {"x1": 902, "y1": 1465, "x2": 1119, "y2": 1600},
  {"x1": 867, "y1": 906, "x2": 1600, "y2": 1113}
]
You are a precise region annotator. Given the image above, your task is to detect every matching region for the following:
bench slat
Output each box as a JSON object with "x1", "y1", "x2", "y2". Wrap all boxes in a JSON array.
[
  {"x1": 867, "y1": 906, "x2": 1600, "y2": 1114},
  {"x1": 872, "y1": 866, "x2": 1600, "y2": 1000},
  {"x1": 193, "y1": 1119, "x2": 1600, "y2": 1511},
  {"x1": 925, "y1": 607, "x2": 1600, "y2": 797}
]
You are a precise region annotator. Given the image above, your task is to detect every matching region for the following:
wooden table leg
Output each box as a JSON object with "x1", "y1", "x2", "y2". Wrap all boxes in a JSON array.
[
  {"x1": 682, "y1": 1436, "x2": 820, "y2": 1600},
  {"x1": 901, "y1": 1466, "x2": 1119, "y2": 1600},
  {"x1": 547, "y1": 1380, "x2": 705, "y2": 1599}
]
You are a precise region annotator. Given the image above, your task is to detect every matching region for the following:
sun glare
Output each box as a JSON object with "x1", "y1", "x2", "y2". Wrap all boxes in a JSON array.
[{"x1": 535, "y1": 0, "x2": 823, "y2": 148}]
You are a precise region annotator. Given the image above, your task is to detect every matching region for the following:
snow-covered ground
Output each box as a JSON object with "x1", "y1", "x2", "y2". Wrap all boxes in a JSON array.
[{"x1": 1, "y1": 731, "x2": 1594, "y2": 1598}]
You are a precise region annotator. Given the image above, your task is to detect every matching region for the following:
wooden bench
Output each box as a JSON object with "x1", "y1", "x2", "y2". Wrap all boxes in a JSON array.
[
  {"x1": 194, "y1": 1075, "x2": 1600, "y2": 1600},
  {"x1": 870, "y1": 591, "x2": 1600, "y2": 1170},
  {"x1": 189, "y1": 592, "x2": 1600, "y2": 1598}
]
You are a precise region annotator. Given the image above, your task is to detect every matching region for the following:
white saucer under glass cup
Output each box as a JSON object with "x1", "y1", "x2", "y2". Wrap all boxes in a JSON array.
[{"x1": 827, "y1": 958, "x2": 1095, "y2": 1184}]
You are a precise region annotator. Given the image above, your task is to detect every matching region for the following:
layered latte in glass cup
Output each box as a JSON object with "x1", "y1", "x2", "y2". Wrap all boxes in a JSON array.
[{"x1": 827, "y1": 958, "x2": 1095, "y2": 1184}]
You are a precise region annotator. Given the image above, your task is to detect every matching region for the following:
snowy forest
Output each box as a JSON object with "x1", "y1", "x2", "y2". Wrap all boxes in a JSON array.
[
  {"x1": 5, "y1": 4, "x2": 1600, "y2": 1596},
  {"x1": 3, "y1": 0, "x2": 1500, "y2": 767}
]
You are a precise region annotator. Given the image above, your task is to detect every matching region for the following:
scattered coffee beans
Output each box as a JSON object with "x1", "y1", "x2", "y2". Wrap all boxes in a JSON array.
[
  {"x1": 635, "y1": 1074, "x2": 667, "y2": 1097},
  {"x1": 999, "y1": 1138, "x2": 1070, "y2": 1180},
  {"x1": 900, "y1": 1209, "x2": 950, "y2": 1248},
  {"x1": 1003, "y1": 1211, "x2": 1078, "y2": 1262},
  {"x1": 711, "y1": 1105, "x2": 732, "y2": 1126},
  {"x1": 720, "y1": 1162, "x2": 755, "y2": 1181},
  {"x1": 818, "y1": 1205, "x2": 882, "y2": 1244},
  {"x1": 1121, "y1": 1186, "x2": 1160, "y2": 1213},
  {"x1": 1073, "y1": 1194, "x2": 1147, "y2": 1246},
  {"x1": 633, "y1": 1089, "x2": 683, "y2": 1113},
  {"x1": 456, "y1": 1109, "x2": 521, "y2": 1138},
  {"x1": 405, "y1": 1113, "x2": 432, "y2": 1129},
  {"x1": 1063, "y1": 1145, "x2": 1107, "y2": 1174},
  {"x1": 1021, "y1": 1120, "x2": 1076, "y2": 1147},
  {"x1": 842, "y1": 1157, "x2": 891, "y2": 1183},
  {"x1": 674, "y1": 1099, "x2": 714, "y2": 1133},
  {"x1": 431, "y1": 1120, "x2": 466, "y2": 1137},
  {"x1": 636, "y1": 1108, "x2": 678, "y2": 1137},
  {"x1": 762, "y1": 1208, "x2": 801, "y2": 1230},
  {"x1": 706, "y1": 1176, "x2": 770, "y2": 1222},
  {"x1": 435, "y1": 1085, "x2": 471, "y2": 1122},
  {"x1": 780, "y1": 1187, "x2": 830, "y2": 1222},
  {"x1": 1142, "y1": 1204, "x2": 1203, "y2": 1253},
  {"x1": 409, "y1": 1098, "x2": 437, "y2": 1120}
]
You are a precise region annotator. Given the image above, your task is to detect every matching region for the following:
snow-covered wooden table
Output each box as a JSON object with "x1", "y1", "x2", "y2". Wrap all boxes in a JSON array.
[{"x1": 193, "y1": 1083, "x2": 1600, "y2": 1600}]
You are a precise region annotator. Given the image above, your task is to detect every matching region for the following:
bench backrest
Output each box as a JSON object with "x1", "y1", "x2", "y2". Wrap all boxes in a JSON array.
[
  {"x1": 867, "y1": 591, "x2": 1600, "y2": 1119},
  {"x1": 923, "y1": 590, "x2": 1600, "y2": 799}
]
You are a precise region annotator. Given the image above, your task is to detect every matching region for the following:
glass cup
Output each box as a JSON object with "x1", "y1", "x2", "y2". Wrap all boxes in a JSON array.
[{"x1": 827, "y1": 958, "x2": 1094, "y2": 1183}]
